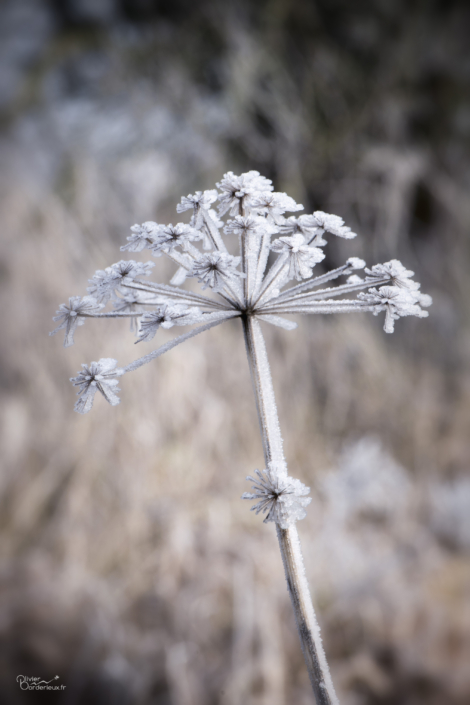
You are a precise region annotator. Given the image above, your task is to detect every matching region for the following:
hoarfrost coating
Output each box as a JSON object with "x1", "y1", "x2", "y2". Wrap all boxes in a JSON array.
[
  {"x1": 70, "y1": 358, "x2": 124, "y2": 415},
  {"x1": 52, "y1": 169, "x2": 431, "y2": 417},
  {"x1": 52, "y1": 170, "x2": 431, "y2": 703},
  {"x1": 242, "y1": 463, "x2": 312, "y2": 529}
]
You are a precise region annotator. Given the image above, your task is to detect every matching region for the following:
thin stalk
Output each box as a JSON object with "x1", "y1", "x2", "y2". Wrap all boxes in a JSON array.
[
  {"x1": 202, "y1": 208, "x2": 229, "y2": 253},
  {"x1": 242, "y1": 315, "x2": 338, "y2": 705},
  {"x1": 260, "y1": 304, "x2": 373, "y2": 316},
  {"x1": 125, "y1": 312, "x2": 240, "y2": 372},
  {"x1": 242, "y1": 315, "x2": 284, "y2": 465},
  {"x1": 274, "y1": 264, "x2": 355, "y2": 301},
  {"x1": 252, "y1": 227, "x2": 275, "y2": 301},
  {"x1": 275, "y1": 278, "x2": 390, "y2": 305},
  {"x1": 123, "y1": 281, "x2": 230, "y2": 309},
  {"x1": 252, "y1": 253, "x2": 289, "y2": 308},
  {"x1": 219, "y1": 276, "x2": 245, "y2": 309}
]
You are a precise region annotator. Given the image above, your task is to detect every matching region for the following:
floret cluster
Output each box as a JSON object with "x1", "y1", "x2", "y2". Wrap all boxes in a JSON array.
[{"x1": 51, "y1": 170, "x2": 431, "y2": 416}]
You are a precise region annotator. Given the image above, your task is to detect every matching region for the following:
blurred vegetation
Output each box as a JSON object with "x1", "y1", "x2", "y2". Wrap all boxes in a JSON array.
[{"x1": 0, "y1": 1, "x2": 469, "y2": 704}]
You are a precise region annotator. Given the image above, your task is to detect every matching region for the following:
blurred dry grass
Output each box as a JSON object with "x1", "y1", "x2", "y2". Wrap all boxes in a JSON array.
[{"x1": 0, "y1": 1, "x2": 470, "y2": 704}]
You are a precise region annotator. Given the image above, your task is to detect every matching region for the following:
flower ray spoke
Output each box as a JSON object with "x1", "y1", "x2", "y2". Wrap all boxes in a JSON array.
[
  {"x1": 262, "y1": 301, "x2": 374, "y2": 315},
  {"x1": 79, "y1": 311, "x2": 143, "y2": 320},
  {"x1": 256, "y1": 314, "x2": 298, "y2": 330},
  {"x1": 202, "y1": 209, "x2": 229, "y2": 253},
  {"x1": 252, "y1": 252, "x2": 289, "y2": 306},
  {"x1": 274, "y1": 259, "x2": 366, "y2": 301},
  {"x1": 123, "y1": 280, "x2": 231, "y2": 310},
  {"x1": 124, "y1": 312, "x2": 241, "y2": 373},
  {"x1": 277, "y1": 277, "x2": 389, "y2": 305}
]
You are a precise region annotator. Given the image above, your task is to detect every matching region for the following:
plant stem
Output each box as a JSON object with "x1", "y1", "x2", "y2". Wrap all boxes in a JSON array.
[{"x1": 242, "y1": 314, "x2": 338, "y2": 705}]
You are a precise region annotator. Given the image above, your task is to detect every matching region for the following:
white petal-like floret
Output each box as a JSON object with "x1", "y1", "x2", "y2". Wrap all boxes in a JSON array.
[
  {"x1": 313, "y1": 211, "x2": 356, "y2": 239},
  {"x1": 365, "y1": 259, "x2": 420, "y2": 290},
  {"x1": 177, "y1": 190, "x2": 218, "y2": 228},
  {"x1": 189, "y1": 252, "x2": 245, "y2": 291},
  {"x1": 70, "y1": 358, "x2": 125, "y2": 414},
  {"x1": 347, "y1": 257, "x2": 366, "y2": 270},
  {"x1": 279, "y1": 214, "x2": 325, "y2": 244},
  {"x1": 250, "y1": 191, "x2": 304, "y2": 219},
  {"x1": 216, "y1": 171, "x2": 273, "y2": 216},
  {"x1": 242, "y1": 461, "x2": 312, "y2": 529},
  {"x1": 148, "y1": 223, "x2": 202, "y2": 256},
  {"x1": 87, "y1": 260, "x2": 155, "y2": 303},
  {"x1": 177, "y1": 189, "x2": 218, "y2": 213},
  {"x1": 121, "y1": 221, "x2": 158, "y2": 252},
  {"x1": 358, "y1": 285, "x2": 428, "y2": 333},
  {"x1": 271, "y1": 233, "x2": 325, "y2": 280},
  {"x1": 50, "y1": 295, "x2": 104, "y2": 347},
  {"x1": 137, "y1": 304, "x2": 202, "y2": 342},
  {"x1": 224, "y1": 214, "x2": 272, "y2": 237}
]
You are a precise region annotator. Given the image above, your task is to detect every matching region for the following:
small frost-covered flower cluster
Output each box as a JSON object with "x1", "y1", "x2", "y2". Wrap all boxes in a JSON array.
[
  {"x1": 51, "y1": 170, "x2": 431, "y2": 527},
  {"x1": 242, "y1": 462, "x2": 312, "y2": 529}
]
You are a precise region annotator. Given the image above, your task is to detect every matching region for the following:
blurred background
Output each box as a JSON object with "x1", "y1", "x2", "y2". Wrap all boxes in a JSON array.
[{"x1": 0, "y1": 1, "x2": 469, "y2": 703}]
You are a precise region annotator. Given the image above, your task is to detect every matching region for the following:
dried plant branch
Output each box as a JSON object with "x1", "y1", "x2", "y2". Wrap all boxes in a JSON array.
[
  {"x1": 52, "y1": 170, "x2": 431, "y2": 701},
  {"x1": 243, "y1": 315, "x2": 338, "y2": 704}
]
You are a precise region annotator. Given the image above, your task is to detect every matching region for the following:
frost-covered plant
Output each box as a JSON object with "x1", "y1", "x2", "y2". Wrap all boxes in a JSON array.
[{"x1": 51, "y1": 171, "x2": 431, "y2": 704}]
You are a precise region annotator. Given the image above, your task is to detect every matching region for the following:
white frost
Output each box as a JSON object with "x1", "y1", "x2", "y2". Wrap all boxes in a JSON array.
[{"x1": 242, "y1": 462, "x2": 312, "y2": 529}]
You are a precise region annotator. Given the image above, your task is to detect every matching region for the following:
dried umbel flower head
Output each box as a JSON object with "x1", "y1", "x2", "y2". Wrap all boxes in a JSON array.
[
  {"x1": 52, "y1": 170, "x2": 431, "y2": 704},
  {"x1": 52, "y1": 170, "x2": 431, "y2": 415}
]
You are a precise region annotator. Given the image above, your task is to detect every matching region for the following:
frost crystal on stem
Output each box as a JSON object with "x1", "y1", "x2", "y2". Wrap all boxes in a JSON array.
[
  {"x1": 52, "y1": 170, "x2": 431, "y2": 705},
  {"x1": 243, "y1": 463, "x2": 312, "y2": 529}
]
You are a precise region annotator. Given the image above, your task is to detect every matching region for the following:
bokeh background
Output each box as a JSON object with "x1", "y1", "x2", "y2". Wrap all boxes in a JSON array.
[{"x1": 1, "y1": 1, "x2": 469, "y2": 703}]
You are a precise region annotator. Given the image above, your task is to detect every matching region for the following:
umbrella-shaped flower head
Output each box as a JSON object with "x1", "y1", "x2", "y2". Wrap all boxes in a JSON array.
[{"x1": 53, "y1": 168, "x2": 431, "y2": 448}]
